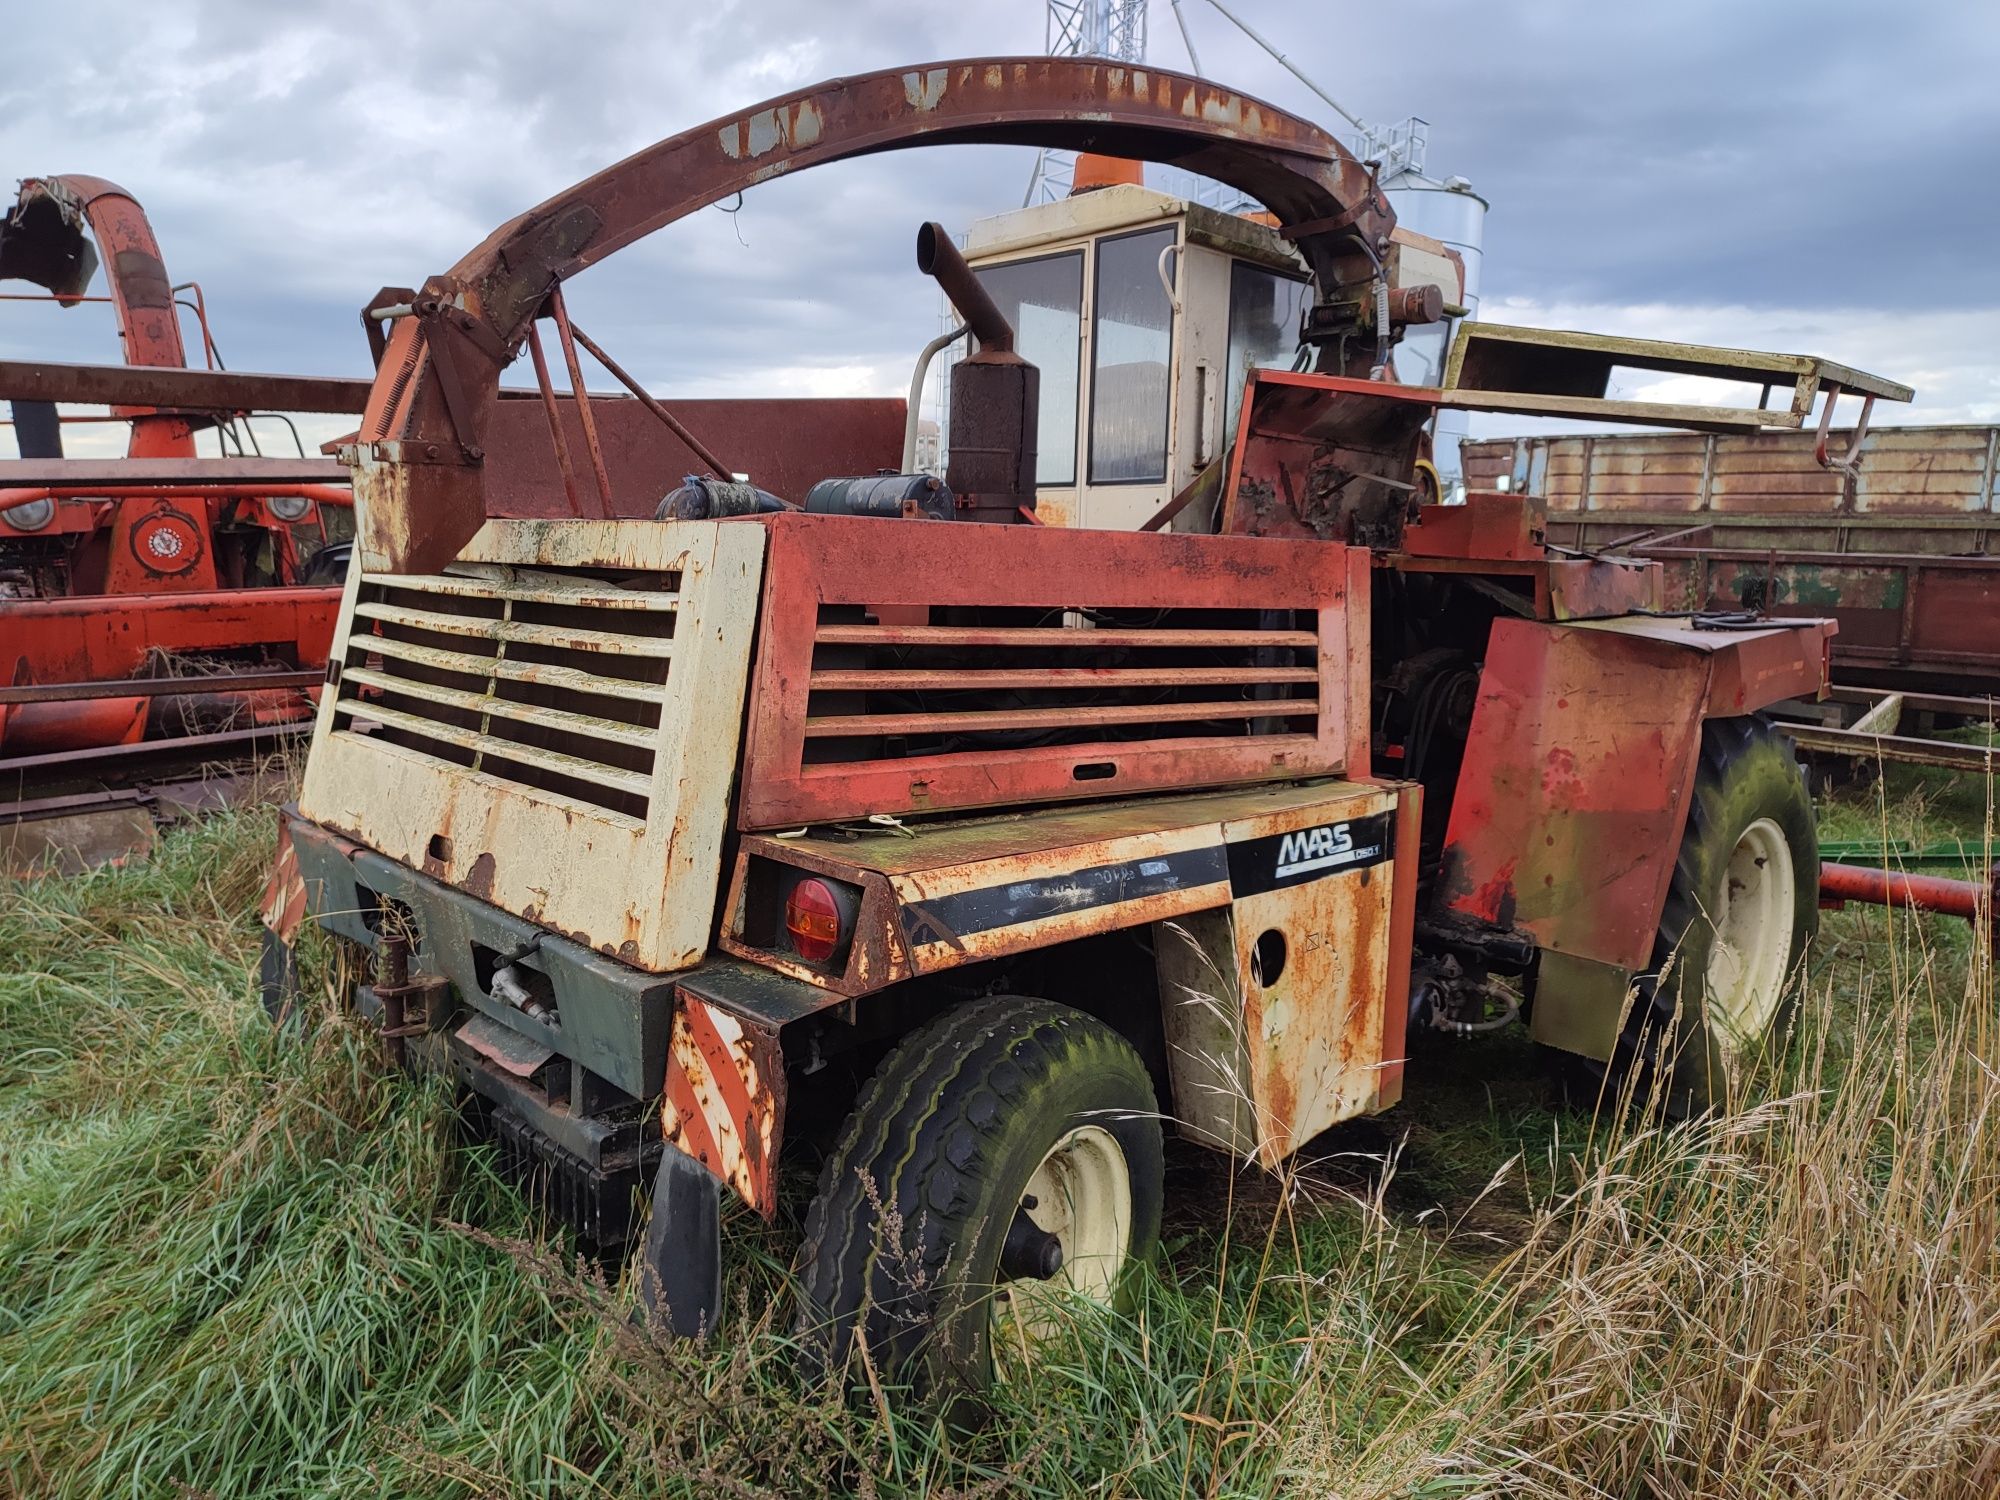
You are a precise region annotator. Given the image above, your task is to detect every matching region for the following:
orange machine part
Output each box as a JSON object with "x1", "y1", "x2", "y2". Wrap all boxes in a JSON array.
[{"x1": 1070, "y1": 152, "x2": 1144, "y2": 192}]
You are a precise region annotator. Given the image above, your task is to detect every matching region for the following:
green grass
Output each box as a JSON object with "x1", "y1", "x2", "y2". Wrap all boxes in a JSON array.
[{"x1": 2, "y1": 775, "x2": 1996, "y2": 1497}]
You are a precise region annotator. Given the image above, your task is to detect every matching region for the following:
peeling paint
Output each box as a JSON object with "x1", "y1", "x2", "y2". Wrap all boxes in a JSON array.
[
  {"x1": 903, "y1": 68, "x2": 947, "y2": 111},
  {"x1": 663, "y1": 992, "x2": 785, "y2": 1218}
]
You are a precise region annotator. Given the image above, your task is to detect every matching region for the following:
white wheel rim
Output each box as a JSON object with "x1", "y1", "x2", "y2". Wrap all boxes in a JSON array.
[
  {"x1": 992, "y1": 1124, "x2": 1131, "y2": 1357},
  {"x1": 1704, "y1": 817, "x2": 1795, "y2": 1052}
]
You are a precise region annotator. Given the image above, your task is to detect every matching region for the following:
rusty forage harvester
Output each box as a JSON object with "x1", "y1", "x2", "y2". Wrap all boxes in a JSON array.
[{"x1": 260, "y1": 60, "x2": 1904, "y2": 1389}]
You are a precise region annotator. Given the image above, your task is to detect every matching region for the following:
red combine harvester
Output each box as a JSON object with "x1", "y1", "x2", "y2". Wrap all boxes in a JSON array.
[
  {"x1": 0, "y1": 173, "x2": 374, "y2": 870},
  {"x1": 1, "y1": 174, "x2": 910, "y2": 876}
]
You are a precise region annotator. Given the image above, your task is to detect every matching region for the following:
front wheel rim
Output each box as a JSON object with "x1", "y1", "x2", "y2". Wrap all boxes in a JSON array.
[
  {"x1": 1704, "y1": 816, "x2": 1796, "y2": 1052},
  {"x1": 992, "y1": 1123, "x2": 1132, "y2": 1360}
]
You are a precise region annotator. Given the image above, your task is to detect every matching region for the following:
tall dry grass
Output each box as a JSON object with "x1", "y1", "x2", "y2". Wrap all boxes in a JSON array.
[
  {"x1": 1278, "y1": 923, "x2": 2000, "y2": 1497},
  {"x1": 4, "y1": 806, "x2": 1997, "y2": 1496}
]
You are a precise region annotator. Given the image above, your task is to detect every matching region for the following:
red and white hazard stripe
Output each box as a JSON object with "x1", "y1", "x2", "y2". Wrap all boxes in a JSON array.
[
  {"x1": 663, "y1": 995, "x2": 781, "y2": 1218},
  {"x1": 260, "y1": 818, "x2": 309, "y2": 943}
]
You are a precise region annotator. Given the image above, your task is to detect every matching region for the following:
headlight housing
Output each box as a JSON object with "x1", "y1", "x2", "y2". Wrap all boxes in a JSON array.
[{"x1": 0, "y1": 497, "x2": 55, "y2": 532}]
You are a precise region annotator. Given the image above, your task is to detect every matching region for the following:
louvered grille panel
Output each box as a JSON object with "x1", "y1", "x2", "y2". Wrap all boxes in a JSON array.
[
  {"x1": 801, "y1": 610, "x2": 1322, "y2": 759},
  {"x1": 331, "y1": 562, "x2": 680, "y2": 820},
  {"x1": 738, "y1": 515, "x2": 1357, "y2": 829}
]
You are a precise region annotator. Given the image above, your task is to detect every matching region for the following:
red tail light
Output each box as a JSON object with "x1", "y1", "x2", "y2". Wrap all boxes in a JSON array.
[{"x1": 784, "y1": 877, "x2": 846, "y2": 963}]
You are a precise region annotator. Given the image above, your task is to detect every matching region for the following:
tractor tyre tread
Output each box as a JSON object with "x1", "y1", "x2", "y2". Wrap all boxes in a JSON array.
[{"x1": 796, "y1": 996, "x2": 1162, "y2": 1392}]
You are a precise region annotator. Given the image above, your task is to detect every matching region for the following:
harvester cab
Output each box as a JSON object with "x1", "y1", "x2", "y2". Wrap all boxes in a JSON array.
[
  {"x1": 941, "y1": 176, "x2": 1463, "y2": 532},
  {"x1": 263, "y1": 59, "x2": 1906, "y2": 1389}
]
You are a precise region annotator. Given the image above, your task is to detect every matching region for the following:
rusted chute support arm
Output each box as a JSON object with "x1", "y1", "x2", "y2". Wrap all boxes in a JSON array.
[{"x1": 353, "y1": 57, "x2": 1395, "y2": 575}]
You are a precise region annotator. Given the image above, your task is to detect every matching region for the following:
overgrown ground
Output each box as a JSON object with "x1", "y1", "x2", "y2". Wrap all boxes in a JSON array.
[{"x1": 2, "y1": 762, "x2": 1997, "y2": 1498}]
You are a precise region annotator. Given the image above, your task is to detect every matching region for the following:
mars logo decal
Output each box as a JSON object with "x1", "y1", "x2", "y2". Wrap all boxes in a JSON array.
[
  {"x1": 1228, "y1": 812, "x2": 1394, "y2": 896},
  {"x1": 1274, "y1": 822, "x2": 1370, "y2": 878}
]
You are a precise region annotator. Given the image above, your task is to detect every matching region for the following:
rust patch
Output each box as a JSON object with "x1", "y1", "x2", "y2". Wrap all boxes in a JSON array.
[{"x1": 461, "y1": 851, "x2": 497, "y2": 899}]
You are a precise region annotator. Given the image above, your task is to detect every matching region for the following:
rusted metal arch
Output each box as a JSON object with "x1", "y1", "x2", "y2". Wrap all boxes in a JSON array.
[{"x1": 356, "y1": 57, "x2": 1396, "y2": 573}]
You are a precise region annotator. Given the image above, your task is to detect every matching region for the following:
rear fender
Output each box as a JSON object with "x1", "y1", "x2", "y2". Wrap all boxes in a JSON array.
[{"x1": 1435, "y1": 615, "x2": 1830, "y2": 1056}]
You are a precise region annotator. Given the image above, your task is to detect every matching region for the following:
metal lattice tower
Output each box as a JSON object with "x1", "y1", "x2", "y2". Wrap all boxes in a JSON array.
[
  {"x1": 1049, "y1": 0, "x2": 1147, "y2": 61},
  {"x1": 1024, "y1": 0, "x2": 1149, "y2": 203}
]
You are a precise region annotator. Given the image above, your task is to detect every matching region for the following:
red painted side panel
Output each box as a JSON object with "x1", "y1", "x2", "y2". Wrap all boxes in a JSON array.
[
  {"x1": 737, "y1": 512, "x2": 1362, "y2": 830},
  {"x1": 0, "y1": 587, "x2": 337, "y2": 685},
  {"x1": 1440, "y1": 620, "x2": 1709, "y2": 970},
  {"x1": 0, "y1": 587, "x2": 337, "y2": 753},
  {"x1": 1437, "y1": 615, "x2": 1828, "y2": 973}
]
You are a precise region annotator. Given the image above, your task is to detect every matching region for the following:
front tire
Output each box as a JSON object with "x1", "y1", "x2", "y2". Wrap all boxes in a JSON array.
[
  {"x1": 796, "y1": 997, "x2": 1163, "y2": 1396},
  {"x1": 1571, "y1": 714, "x2": 1818, "y2": 1115}
]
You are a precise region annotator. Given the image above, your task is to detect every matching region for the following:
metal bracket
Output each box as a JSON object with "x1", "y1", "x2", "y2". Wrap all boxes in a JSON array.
[
  {"x1": 360, "y1": 286, "x2": 417, "y2": 370},
  {"x1": 1814, "y1": 383, "x2": 1877, "y2": 475},
  {"x1": 413, "y1": 303, "x2": 488, "y2": 464}
]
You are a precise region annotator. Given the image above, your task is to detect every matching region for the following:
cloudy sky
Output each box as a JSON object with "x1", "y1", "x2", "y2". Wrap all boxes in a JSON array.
[{"x1": 4, "y1": 0, "x2": 1996, "y2": 456}]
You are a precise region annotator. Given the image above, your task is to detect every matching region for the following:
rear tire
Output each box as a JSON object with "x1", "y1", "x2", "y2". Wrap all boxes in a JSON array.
[
  {"x1": 1562, "y1": 714, "x2": 1817, "y2": 1115},
  {"x1": 796, "y1": 997, "x2": 1163, "y2": 1397}
]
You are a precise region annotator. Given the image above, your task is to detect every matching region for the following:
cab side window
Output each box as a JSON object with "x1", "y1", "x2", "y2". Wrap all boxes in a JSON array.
[
  {"x1": 974, "y1": 249, "x2": 1083, "y2": 487},
  {"x1": 1225, "y1": 262, "x2": 1310, "y2": 438},
  {"x1": 1088, "y1": 227, "x2": 1176, "y2": 484}
]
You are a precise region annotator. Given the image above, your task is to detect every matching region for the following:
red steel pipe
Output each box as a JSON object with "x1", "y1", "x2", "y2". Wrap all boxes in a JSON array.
[
  {"x1": 0, "y1": 483, "x2": 351, "y2": 507},
  {"x1": 1820, "y1": 861, "x2": 1996, "y2": 930}
]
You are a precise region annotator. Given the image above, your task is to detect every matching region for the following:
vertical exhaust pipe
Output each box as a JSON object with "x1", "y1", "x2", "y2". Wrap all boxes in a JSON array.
[
  {"x1": 917, "y1": 222, "x2": 1018, "y2": 358},
  {"x1": 913, "y1": 223, "x2": 1039, "y2": 523}
]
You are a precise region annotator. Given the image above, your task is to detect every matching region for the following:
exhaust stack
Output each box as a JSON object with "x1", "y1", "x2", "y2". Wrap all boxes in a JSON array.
[{"x1": 917, "y1": 222, "x2": 1038, "y2": 523}]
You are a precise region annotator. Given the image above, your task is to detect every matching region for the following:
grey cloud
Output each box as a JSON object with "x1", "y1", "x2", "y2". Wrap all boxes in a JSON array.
[{"x1": 1, "y1": 0, "x2": 1992, "y2": 412}]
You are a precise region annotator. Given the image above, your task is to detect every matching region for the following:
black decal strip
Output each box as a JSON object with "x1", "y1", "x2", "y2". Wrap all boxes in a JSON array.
[
  {"x1": 899, "y1": 844, "x2": 1229, "y2": 946},
  {"x1": 1226, "y1": 810, "x2": 1395, "y2": 898}
]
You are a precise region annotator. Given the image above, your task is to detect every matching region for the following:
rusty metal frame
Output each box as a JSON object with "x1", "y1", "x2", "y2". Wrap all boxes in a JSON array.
[
  {"x1": 546, "y1": 288, "x2": 613, "y2": 515},
  {"x1": 1776, "y1": 687, "x2": 2000, "y2": 774},
  {"x1": 0, "y1": 456, "x2": 349, "y2": 487},
  {"x1": 0, "y1": 358, "x2": 371, "y2": 414},
  {"x1": 349, "y1": 57, "x2": 1398, "y2": 574},
  {"x1": 521, "y1": 320, "x2": 584, "y2": 515},
  {"x1": 1441, "y1": 322, "x2": 1914, "y2": 434}
]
